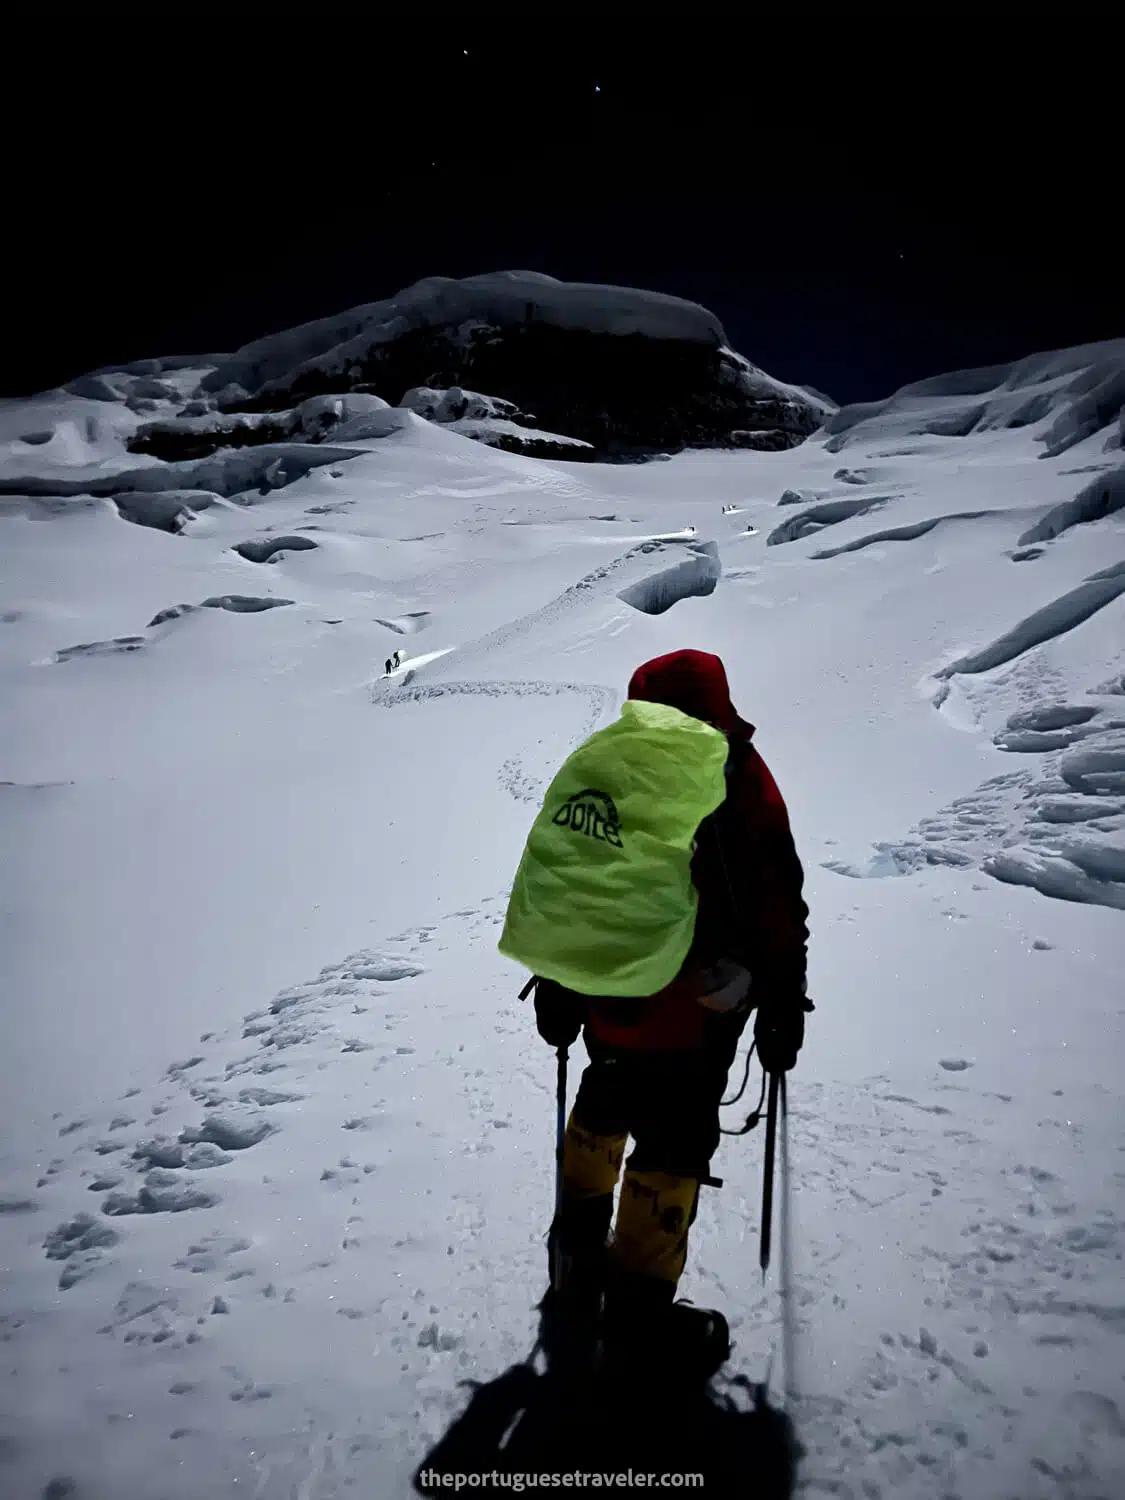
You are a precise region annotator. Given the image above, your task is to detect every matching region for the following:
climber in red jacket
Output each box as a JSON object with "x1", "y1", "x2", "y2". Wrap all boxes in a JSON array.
[{"x1": 533, "y1": 649, "x2": 811, "y2": 1367}]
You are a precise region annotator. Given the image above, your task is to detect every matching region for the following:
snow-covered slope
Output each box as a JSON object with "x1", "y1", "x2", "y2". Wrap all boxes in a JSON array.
[
  {"x1": 1, "y1": 333, "x2": 1124, "y2": 1499},
  {"x1": 824, "y1": 339, "x2": 1125, "y2": 459},
  {"x1": 17, "y1": 272, "x2": 831, "y2": 463}
]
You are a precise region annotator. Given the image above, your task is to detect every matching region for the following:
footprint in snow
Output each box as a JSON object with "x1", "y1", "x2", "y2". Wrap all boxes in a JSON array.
[
  {"x1": 938, "y1": 1058, "x2": 974, "y2": 1072},
  {"x1": 174, "y1": 1233, "x2": 252, "y2": 1274},
  {"x1": 132, "y1": 1137, "x2": 233, "y2": 1170},
  {"x1": 102, "y1": 1171, "x2": 220, "y2": 1215},
  {"x1": 347, "y1": 958, "x2": 426, "y2": 982},
  {"x1": 43, "y1": 1478, "x2": 79, "y2": 1499},
  {"x1": 879, "y1": 1093, "x2": 954, "y2": 1117},
  {"x1": 237, "y1": 1086, "x2": 304, "y2": 1105},
  {"x1": 0, "y1": 1193, "x2": 39, "y2": 1215},
  {"x1": 165, "y1": 1055, "x2": 206, "y2": 1079},
  {"x1": 321, "y1": 1159, "x2": 371, "y2": 1188},
  {"x1": 230, "y1": 1383, "x2": 274, "y2": 1402},
  {"x1": 418, "y1": 1321, "x2": 460, "y2": 1351},
  {"x1": 98, "y1": 1281, "x2": 191, "y2": 1347},
  {"x1": 44, "y1": 1213, "x2": 121, "y2": 1288},
  {"x1": 1064, "y1": 1390, "x2": 1125, "y2": 1437},
  {"x1": 181, "y1": 1111, "x2": 275, "y2": 1150}
]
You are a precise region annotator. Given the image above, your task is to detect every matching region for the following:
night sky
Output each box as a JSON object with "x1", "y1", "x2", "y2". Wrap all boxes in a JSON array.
[{"x1": 5, "y1": 22, "x2": 1119, "y2": 407}]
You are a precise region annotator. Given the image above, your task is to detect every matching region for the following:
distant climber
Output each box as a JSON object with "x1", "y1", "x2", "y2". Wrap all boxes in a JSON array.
[{"x1": 499, "y1": 650, "x2": 811, "y2": 1371}]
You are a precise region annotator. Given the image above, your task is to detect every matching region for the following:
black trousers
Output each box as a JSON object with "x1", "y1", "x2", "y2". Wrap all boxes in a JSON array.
[{"x1": 570, "y1": 1016, "x2": 747, "y2": 1179}]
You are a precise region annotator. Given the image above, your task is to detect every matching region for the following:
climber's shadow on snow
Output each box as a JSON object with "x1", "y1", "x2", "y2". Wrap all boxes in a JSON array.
[{"x1": 413, "y1": 1330, "x2": 799, "y2": 1498}]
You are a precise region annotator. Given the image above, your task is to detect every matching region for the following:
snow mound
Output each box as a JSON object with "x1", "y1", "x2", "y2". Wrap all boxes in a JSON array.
[
  {"x1": 393, "y1": 387, "x2": 596, "y2": 458},
  {"x1": 617, "y1": 541, "x2": 721, "y2": 614},
  {"x1": 147, "y1": 597, "x2": 296, "y2": 625},
  {"x1": 812, "y1": 510, "x2": 999, "y2": 559},
  {"x1": 986, "y1": 844, "x2": 1125, "y2": 910},
  {"x1": 0, "y1": 444, "x2": 362, "y2": 503},
  {"x1": 129, "y1": 394, "x2": 392, "y2": 461},
  {"x1": 1017, "y1": 466, "x2": 1125, "y2": 545},
  {"x1": 768, "y1": 496, "x2": 896, "y2": 545},
  {"x1": 399, "y1": 386, "x2": 521, "y2": 424},
  {"x1": 64, "y1": 375, "x2": 123, "y2": 403},
  {"x1": 1060, "y1": 732, "x2": 1125, "y2": 795},
  {"x1": 937, "y1": 563, "x2": 1125, "y2": 678},
  {"x1": 203, "y1": 272, "x2": 728, "y2": 397},
  {"x1": 993, "y1": 704, "x2": 1100, "y2": 752},
  {"x1": 329, "y1": 406, "x2": 410, "y2": 442},
  {"x1": 447, "y1": 418, "x2": 596, "y2": 460},
  {"x1": 191, "y1": 272, "x2": 824, "y2": 457},
  {"x1": 55, "y1": 637, "x2": 146, "y2": 664},
  {"x1": 112, "y1": 489, "x2": 223, "y2": 533},
  {"x1": 823, "y1": 340, "x2": 1125, "y2": 458},
  {"x1": 296, "y1": 392, "x2": 389, "y2": 429},
  {"x1": 64, "y1": 363, "x2": 216, "y2": 412},
  {"x1": 91, "y1": 354, "x2": 231, "y2": 380}
]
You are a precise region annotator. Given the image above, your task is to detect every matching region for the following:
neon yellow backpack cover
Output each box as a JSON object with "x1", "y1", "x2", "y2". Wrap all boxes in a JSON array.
[{"x1": 498, "y1": 699, "x2": 729, "y2": 997}]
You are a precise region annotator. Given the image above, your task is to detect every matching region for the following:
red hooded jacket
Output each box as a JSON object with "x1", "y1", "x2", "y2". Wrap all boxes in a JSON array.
[{"x1": 582, "y1": 649, "x2": 809, "y2": 1049}]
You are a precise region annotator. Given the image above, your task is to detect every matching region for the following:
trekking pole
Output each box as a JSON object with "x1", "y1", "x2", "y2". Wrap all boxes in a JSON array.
[
  {"x1": 777, "y1": 1072, "x2": 798, "y2": 1408},
  {"x1": 552, "y1": 1045, "x2": 569, "y2": 1293},
  {"x1": 759, "y1": 1070, "x2": 780, "y2": 1277}
]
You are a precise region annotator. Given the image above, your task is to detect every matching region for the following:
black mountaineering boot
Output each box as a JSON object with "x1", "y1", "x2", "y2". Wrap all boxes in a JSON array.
[
  {"x1": 541, "y1": 1193, "x2": 613, "y2": 1373},
  {"x1": 667, "y1": 1299, "x2": 731, "y2": 1382},
  {"x1": 602, "y1": 1271, "x2": 730, "y2": 1384}
]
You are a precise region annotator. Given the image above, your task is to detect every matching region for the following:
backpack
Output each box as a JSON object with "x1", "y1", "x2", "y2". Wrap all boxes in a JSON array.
[{"x1": 498, "y1": 700, "x2": 729, "y2": 997}]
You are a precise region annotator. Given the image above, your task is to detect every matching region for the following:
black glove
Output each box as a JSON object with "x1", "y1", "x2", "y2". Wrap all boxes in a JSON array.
[
  {"x1": 533, "y1": 979, "x2": 583, "y2": 1049},
  {"x1": 754, "y1": 995, "x2": 812, "y2": 1074}
]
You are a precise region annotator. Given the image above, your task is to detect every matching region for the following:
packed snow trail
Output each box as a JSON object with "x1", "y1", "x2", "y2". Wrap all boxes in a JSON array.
[
  {"x1": 3, "y1": 866, "x2": 1122, "y2": 1498},
  {"x1": 2, "y1": 905, "x2": 556, "y2": 1499}
]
